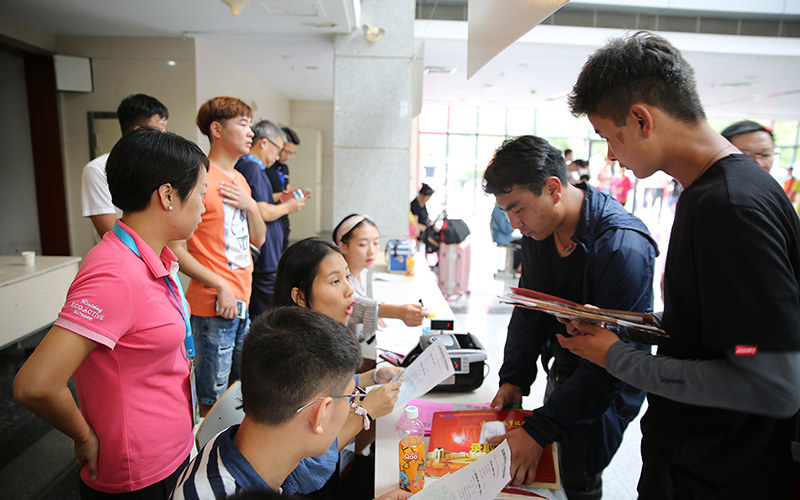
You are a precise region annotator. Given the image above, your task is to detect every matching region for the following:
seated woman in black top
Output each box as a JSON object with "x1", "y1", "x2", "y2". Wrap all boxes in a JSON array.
[{"x1": 410, "y1": 183, "x2": 433, "y2": 239}]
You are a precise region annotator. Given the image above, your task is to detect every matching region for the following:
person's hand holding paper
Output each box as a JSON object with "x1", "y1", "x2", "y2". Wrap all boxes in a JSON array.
[{"x1": 392, "y1": 340, "x2": 455, "y2": 408}]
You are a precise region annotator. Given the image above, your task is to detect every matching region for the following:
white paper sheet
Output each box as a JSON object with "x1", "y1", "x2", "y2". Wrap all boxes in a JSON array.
[
  {"x1": 375, "y1": 272, "x2": 405, "y2": 282},
  {"x1": 393, "y1": 340, "x2": 455, "y2": 408},
  {"x1": 409, "y1": 440, "x2": 512, "y2": 500}
]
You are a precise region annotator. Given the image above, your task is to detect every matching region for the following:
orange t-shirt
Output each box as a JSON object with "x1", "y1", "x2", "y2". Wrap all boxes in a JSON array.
[{"x1": 185, "y1": 165, "x2": 254, "y2": 316}]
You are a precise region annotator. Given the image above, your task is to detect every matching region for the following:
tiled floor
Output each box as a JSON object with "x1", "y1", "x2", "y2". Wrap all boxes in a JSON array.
[{"x1": 0, "y1": 330, "x2": 81, "y2": 499}]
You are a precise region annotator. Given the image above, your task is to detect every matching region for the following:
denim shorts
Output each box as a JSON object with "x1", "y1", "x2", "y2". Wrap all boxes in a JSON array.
[{"x1": 191, "y1": 314, "x2": 250, "y2": 406}]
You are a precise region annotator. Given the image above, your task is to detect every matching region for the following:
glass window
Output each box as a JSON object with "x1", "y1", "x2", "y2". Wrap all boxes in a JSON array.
[
  {"x1": 773, "y1": 120, "x2": 799, "y2": 147},
  {"x1": 446, "y1": 134, "x2": 477, "y2": 175},
  {"x1": 709, "y1": 117, "x2": 737, "y2": 135},
  {"x1": 443, "y1": 134, "x2": 478, "y2": 217},
  {"x1": 419, "y1": 104, "x2": 448, "y2": 133},
  {"x1": 448, "y1": 106, "x2": 478, "y2": 134},
  {"x1": 589, "y1": 140, "x2": 608, "y2": 164},
  {"x1": 476, "y1": 135, "x2": 506, "y2": 175},
  {"x1": 418, "y1": 133, "x2": 447, "y2": 183},
  {"x1": 477, "y1": 106, "x2": 506, "y2": 135},
  {"x1": 543, "y1": 137, "x2": 572, "y2": 156},
  {"x1": 778, "y1": 147, "x2": 796, "y2": 171},
  {"x1": 506, "y1": 108, "x2": 536, "y2": 136},
  {"x1": 535, "y1": 109, "x2": 589, "y2": 138}
]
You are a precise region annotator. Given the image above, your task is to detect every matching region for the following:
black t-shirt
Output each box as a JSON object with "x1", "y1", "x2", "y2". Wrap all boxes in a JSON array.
[
  {"x1": 266, "y1": 162, "x2": 288, "y2": 193},
  {"x1": 538, "y1": 236, "x2": 585, "y2": 377},
  {"x1": 641, "y1": 154, "x2": 800, "y2": 498},
  {"x1": 410, "y1": 198, "x2": 429, "y2": 227}
]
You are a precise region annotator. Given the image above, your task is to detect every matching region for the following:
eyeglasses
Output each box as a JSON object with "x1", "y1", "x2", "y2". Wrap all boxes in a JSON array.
[
  {"x1": 263, "y1": 136, "x2": 283, "y2": 155},
  {"x1": 295, "y1": 385, "x2": 366, "y2": 414},
  {"x1": 750, "y1": 152, "x2": 776, "y2": 161}
]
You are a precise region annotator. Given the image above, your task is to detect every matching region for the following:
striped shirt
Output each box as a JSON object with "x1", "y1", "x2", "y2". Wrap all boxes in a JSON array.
[
  {"x1": 171, "y1": 425, "x2": 338, "y2": 499},
  {"x1": 349, "y1": 269, "x2": 380, "y2": 345}
]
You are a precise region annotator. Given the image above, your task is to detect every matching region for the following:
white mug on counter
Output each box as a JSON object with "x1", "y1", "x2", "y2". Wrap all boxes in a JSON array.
[{"x1": 21, "y1": 251, "x2": 35, "y2": 267}]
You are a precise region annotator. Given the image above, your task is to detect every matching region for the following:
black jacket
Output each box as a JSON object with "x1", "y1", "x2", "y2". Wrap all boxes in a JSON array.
[{"x1": 500, "y1": 182, "x2": 658, "y2": 474}]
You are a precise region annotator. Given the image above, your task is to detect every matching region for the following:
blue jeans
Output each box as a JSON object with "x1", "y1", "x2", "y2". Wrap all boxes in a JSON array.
[{"x1": 191, "y1": 314, "x2": 249, "y2": 406}]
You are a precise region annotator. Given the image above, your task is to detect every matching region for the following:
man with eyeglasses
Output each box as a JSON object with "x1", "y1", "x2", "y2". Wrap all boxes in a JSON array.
[
  {"x1": 721, "y1": 120, "x2": 777, "y2": 173},
  {"x1": 235, "y1": 120, "x2": 306, "y2": 320},
  {"x1": 171, "y1": 307, "x2": 410, "y2": 500},
  {"x1": 267, "y1": 126, "x2": 301, "y2": 251}
]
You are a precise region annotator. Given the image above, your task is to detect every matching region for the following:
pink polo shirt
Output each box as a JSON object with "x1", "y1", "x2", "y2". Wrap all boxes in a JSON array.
[{"x1": 54, "y1": 221, "x2": 193, "y2": 493}]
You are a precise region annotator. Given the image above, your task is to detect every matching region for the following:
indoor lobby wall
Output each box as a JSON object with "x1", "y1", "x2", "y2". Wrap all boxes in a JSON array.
[
  {"x1": 54, "y1": 36, "x2": 198, "y2": 257},
  {"x1": 290, "y1": 99, "x2": 334, "y2": 233},
  {"x1": 194, "y1": 40, "x2": 290, "y2": 153}
]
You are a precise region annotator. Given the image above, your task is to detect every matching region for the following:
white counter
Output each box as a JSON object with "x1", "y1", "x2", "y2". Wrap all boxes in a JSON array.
[
  {"x1": 0, "y1": 255, "x2": 81, "y2": 349},
  {"x1": 372, "y1": 254, "x2": 565, "y2": 499}
]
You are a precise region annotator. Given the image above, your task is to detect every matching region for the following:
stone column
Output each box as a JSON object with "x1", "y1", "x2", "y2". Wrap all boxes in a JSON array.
[{"x1": 332, "y1": 0, "x2": 416, "y2": 239}]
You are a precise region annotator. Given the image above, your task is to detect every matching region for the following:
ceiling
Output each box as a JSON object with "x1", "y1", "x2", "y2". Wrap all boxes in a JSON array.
[{"x1": 3, "y1": 0, "x2": 800, "y2": 119}]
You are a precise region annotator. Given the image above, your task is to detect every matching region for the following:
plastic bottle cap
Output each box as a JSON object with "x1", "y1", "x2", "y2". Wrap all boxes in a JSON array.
[{"x1": 405, "y1": 405, "x2": 419, "y2": 420}]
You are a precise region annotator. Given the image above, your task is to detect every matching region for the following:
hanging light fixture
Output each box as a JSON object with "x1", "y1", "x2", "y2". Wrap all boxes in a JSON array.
[{"x1": 222, "y1": 0, "x2": 249, "y2": 16}]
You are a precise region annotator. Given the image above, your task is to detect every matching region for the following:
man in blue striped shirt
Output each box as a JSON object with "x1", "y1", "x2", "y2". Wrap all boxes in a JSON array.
[{"x1": 171, "y1": 307, "x2": 409, "y2": 499}]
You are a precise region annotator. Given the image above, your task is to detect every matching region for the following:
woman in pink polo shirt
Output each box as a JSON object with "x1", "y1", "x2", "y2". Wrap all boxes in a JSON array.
[{"x1": 14, "y1": 129, "x2": 208, "y2": 499}]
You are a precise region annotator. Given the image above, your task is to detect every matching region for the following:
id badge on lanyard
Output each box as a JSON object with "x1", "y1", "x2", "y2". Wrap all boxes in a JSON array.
[{"x1": 113, "y1": 222, "x2": 200, "y2": 426}]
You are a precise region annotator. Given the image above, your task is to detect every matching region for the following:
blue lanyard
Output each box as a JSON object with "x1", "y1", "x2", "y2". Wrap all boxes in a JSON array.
[
  {"x1": 112, "y1": 222, "x2": 195, "y2": 360},
  {"x1": 275, "y1": 163, "x2": 286, "y2": 186}
]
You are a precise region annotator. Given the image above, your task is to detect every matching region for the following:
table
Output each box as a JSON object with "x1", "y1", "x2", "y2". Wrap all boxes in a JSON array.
[
  {"x1": 0, "y1": 255, "x2": 81, "y2": 350},
  {"x1": 372, "y1": 253, "x2": 566, "y2": 499}
]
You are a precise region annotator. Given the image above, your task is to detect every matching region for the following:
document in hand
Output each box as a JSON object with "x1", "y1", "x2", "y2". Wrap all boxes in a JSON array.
[
  {"x1": 427, "y1": 409, "x2": 560, "y2": 492},
  {"x1": 499, "y1": 287, "x2": 668, "y2": 340},
  {"x1": 409, "y1": 440, "x2": 512, "y2": 500},
  {"x1": 392, "y1": 339, "x2": 456, "y2": 409}
]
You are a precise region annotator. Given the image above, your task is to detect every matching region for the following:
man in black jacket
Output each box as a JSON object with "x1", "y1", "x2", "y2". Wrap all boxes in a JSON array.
[{"x1": 484, "y1": 135, "x2": 658, "y2": 499}]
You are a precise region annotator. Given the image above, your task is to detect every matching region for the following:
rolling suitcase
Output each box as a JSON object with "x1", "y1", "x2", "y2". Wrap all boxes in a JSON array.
[{"x1": 438, "y1": 240, "x2": 470, "y2": 298}]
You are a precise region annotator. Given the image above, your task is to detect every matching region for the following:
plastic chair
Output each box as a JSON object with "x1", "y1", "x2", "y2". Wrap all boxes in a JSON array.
[{"x1": 195, "y1": 380, "x2": 244, "y2": 450}]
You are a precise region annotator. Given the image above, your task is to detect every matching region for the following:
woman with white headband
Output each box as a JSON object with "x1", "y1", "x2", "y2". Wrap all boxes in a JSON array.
[{"x1": 333, "y1": 214, "x2": 426, "y2": 360}]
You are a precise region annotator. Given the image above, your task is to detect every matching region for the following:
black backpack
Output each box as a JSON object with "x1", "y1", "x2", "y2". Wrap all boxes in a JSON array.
[{"x1": 440, "y1": 218, "x2": 470, "y2": 244}]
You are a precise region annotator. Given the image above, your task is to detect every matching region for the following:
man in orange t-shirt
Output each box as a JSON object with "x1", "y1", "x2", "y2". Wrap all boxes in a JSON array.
[{"x1": 170, "y1": 96, "x2": 266, "y2": 415}]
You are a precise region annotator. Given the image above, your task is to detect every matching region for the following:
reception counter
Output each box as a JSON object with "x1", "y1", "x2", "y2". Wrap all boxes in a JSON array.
[{"x1": 0, "y1": 255, "x2": 81, "y2": 349}]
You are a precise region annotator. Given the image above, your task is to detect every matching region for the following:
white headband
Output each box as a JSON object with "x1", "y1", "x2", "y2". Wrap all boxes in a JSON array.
[{"x1": 335, "y1": 215, "x2": 369, "y2": 244}]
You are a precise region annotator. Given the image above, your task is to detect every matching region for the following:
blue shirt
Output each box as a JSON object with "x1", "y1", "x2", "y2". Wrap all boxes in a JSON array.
[
  {"x1": 171, "y1": 424, "x2": 339, "y2": 499},
  {"x1": 490, "y1": 205, "x2": 516, "y2": 245},
  {"x1": 235, "y1": 155, "x2": 284, "y2": 273}
]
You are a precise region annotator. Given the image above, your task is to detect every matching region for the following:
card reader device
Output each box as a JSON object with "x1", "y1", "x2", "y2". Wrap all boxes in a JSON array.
[{"x1": 401, "y1": 332, "x2": 488, "y2": 392}]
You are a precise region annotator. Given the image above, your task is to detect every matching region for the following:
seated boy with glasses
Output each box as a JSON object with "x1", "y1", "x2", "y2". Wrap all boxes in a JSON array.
[{"x1": 171, "y1": 307, "x2": 409, "y2": 500}]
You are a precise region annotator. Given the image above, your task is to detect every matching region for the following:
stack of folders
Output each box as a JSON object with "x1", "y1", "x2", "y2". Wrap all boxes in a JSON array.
[{"x1": 499, "y1": 287, "x2": 668, "y2": 343}]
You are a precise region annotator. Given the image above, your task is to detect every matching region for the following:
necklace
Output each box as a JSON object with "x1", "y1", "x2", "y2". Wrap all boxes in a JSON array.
[
  {"x1": 690, "y1": 144, "x2": 735, "y2": 186},
  {"x1": 554, "y1": 231, "x2": 576, "y2": 253}
]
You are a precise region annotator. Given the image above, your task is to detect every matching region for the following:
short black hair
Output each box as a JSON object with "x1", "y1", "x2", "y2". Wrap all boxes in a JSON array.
[
  {"x1": 568, "y1": 31, "x2": 704, "y2": 125},
  {"x1": 240, "y1": 307, "x2": 361, "y2": 425},
  {"x1": 483, "y1": 135, "x2": 568, "y2": 196},
  {"x1": 721, "y1": 120, "x2": 774, "y2": 142},
  {"x1": 117, "y1": 94, "x2": 168, "y2": 134},
  {"x1": 419, "y1": 183, "x2": 434, "y2": 196},
  {"x1": 272, "y1": 238, "x2": 343, "y2": 310},
  {"x1": 564, "y1": 148, "x2": 573, "y2": 156},
  {"x1": 106, "y1": 128, "x2": 208, "y2": 213},
  {"x1": 282, "y1": 127, "x2": 300, "y2": 145}
]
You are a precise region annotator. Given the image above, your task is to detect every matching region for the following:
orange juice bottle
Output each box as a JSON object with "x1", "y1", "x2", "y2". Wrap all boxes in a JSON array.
[
  {"x1": 405, "y1": 255, "x2": 415, "y2": 277},
  {"x1": 398, "y1": 405, "x2": 426, "y2": 493}
]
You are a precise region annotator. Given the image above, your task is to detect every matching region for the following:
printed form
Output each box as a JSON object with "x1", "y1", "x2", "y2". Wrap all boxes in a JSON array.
[
  {"x1": 410, "y1": 440, "x2": 512, "y2": 500},
  {"x1": 393, "y1": 339, "x2": 455, "y2": 408}
]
